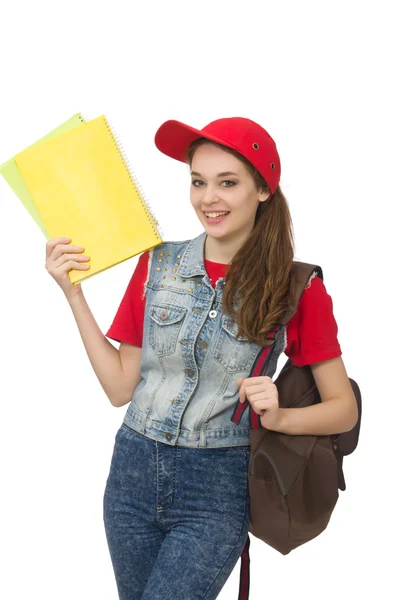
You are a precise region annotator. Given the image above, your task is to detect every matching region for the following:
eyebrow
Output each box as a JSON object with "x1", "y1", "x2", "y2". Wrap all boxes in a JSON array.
[{"x1": 190, "y1": 171, "x2": 239, "y2": 177}]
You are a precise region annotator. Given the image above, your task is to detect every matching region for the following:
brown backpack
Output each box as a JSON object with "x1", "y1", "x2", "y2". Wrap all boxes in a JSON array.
[{"x1": 231, "y1": 262, "x2": 362, "y2": 600}]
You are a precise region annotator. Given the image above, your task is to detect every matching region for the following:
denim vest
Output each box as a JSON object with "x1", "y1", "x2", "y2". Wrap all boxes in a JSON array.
[{"x1": 122, "y1": 231, "x2": 287, "y2": 448}]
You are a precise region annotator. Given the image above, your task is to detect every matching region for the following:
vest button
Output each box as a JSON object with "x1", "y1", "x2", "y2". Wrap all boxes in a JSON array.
[
  {"x1": 165, "y1": 433, "x2": 173, "y2": 441},
  {"x1": 209, "y1": 310, "x2": 217, "y2": 318},
  {"x1": 160, "y1": 310, "x2": 168, "y2": 320},
  {"x1": 198, "y1": 340, "x2": 207, "y2": 349},
  {"x1": 185, "y1": 368, "x2": 195, "y2": 377}
]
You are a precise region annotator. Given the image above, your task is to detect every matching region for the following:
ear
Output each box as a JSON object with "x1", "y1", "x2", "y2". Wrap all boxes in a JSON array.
[{"x1": 258, "y1": 190, "x2": 271, "y2": 203}]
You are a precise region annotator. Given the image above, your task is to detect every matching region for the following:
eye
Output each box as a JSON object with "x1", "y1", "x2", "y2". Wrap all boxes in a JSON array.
[
  {"x1": 191, "y1": 179, "x2": 204, "y2": 187},
  {"x1": 222, "y1": 180, "x2": 236, "y2": 187}
]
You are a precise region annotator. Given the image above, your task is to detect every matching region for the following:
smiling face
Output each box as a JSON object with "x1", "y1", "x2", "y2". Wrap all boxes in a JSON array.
[{"x1": 189, "y1": 143, "x2": 270, "y2": 248}]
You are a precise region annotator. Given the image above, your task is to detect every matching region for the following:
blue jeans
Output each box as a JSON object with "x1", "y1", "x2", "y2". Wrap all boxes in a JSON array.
[{"x1": 103, "y1": 422, "x2": 251, "y2": 599}]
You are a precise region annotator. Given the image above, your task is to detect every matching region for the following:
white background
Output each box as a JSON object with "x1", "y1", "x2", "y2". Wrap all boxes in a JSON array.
[{"x1": 0, "y1": 1, "x2": 395, "y2": 598}]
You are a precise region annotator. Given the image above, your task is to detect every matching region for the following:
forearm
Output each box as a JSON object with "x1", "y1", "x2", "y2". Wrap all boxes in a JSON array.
[
  {"x1": 67, "y1": 290, "x2": 125, "y2": 406},
  {"x1": 269, "y1": 396, "x2": 357, "y2": 436}
]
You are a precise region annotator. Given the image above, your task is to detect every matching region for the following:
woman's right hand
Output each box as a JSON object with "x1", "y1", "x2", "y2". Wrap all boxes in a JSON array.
[{"x1": 45, "y1": 237, "x2": 91, "y2": 301}]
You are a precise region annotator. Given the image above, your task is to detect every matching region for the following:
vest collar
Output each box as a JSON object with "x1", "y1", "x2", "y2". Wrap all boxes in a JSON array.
[{"x1": 177, "y1": 231, "x2": 208, "y2": 277}]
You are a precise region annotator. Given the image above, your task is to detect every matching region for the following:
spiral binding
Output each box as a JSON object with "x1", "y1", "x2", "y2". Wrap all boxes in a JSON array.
[{"x1": 102, "y1": 115, "x2": 164, "y2": 242}]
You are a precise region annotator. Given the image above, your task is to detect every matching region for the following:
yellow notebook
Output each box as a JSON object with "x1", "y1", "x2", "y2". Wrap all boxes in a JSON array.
[
  {"x1": 0, "y1": 113, "x2": 86, "y2": 237},
  {"x1": 13, "y1": 114, "x2": 163, "y2": 284}
]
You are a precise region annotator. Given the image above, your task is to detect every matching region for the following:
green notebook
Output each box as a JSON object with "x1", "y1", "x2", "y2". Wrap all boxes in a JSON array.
[{"x1": 0, "y1": 113, "x2": 86, "y2": 238}]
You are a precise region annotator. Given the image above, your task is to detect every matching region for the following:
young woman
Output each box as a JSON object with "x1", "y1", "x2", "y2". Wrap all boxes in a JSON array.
[{"x1": 45, "y1": 117, "x2": 358, "y2": 599}]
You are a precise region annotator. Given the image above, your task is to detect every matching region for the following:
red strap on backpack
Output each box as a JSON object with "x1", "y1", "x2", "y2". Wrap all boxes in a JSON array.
[
  {"x1": 238, "y1": 535, "x2": 251, "y2": 600},
  {"x1": 231, "y1": 325, "x2": 280, "y2": 429},
  {"x1": 231, "y1": 325, "x2": 282, "y2": 599}
]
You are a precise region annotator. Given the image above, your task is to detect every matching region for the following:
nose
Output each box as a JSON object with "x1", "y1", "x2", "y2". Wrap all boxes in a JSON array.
[{"x1": 201, "y1": 184, "x2": 220, "y2": 206}]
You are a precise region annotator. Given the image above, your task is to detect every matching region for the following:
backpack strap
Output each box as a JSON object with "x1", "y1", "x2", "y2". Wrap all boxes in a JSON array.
[
  {"x1": 236, "y1": 261, "x2": 323, "y2": 600},
  {"x1": 280, "y1": 262, "x2": 324, "y2": 326},
  {"x1": 238, "y1": 535, "x2": 251, "y2": 600},
  {"x1": 231, "y1": 261, "x2": 323, "y2": 432}
]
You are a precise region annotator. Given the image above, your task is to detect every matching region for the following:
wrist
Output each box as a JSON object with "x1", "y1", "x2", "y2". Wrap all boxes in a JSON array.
[
  {"x1": 66, "y1": 286, "x2": 84, "y2": 307},
  {"x1": 261, "y1": 408, "x2": 289, "y2": 433}
]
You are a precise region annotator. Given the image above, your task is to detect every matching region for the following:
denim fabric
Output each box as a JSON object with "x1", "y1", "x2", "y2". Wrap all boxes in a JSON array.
[
  {"x1": 122, "y1": 230, "x2": 287, "y2": 448},
  {"x1": 103, "y1": 422, "x2": 251, "y2": 599}
]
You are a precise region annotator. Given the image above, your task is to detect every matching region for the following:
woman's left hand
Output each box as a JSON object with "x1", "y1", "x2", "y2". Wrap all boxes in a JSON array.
[{"x1": 236, "y1": 376, "x2": 282, "y2": 431}]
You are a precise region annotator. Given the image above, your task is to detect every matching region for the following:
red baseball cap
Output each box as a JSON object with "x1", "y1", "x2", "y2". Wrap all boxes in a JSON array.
[{"x1": 154, "y1": 117, "x2": 281, "y2": 195}]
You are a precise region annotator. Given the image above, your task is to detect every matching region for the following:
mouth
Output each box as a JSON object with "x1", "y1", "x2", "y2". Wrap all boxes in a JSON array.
[{"x1": 203, "y1": 211, "x2": 230, "y2": 223}]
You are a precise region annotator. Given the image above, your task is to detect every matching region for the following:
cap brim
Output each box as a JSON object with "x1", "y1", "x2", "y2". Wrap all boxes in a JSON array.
[{"x1": 154, "y1": 120, "x2": 234, "y2": 164}]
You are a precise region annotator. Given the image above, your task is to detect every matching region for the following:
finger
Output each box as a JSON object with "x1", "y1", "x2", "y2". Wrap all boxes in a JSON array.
[
  {"x1": 251, "y1": 398, "x2": 277, "y2": 413},
  {"x1": 248, "y1": 392, "x2": 274, "y2": 404},
  {"x1": 45, "y1": 237, "x2": 72, "y2": 258},
  {"x1": 244, "y1": 381, "x2": 275, "y2": 395},
  {"x1": 52, "y1": 253, "x2": 90, "y2": 268},
  {"x1": 247, "y1": 376, "x2": 273, "y2": 384},
  {"x1": 239, "y1": 382, "x2": 246, "y2": 404},
  {"x1": 57, "y1": 260, "x2": 90, "y2": 273},
  {"x1": 49, "y1": 243, "x2": 86, "y2": 262}
]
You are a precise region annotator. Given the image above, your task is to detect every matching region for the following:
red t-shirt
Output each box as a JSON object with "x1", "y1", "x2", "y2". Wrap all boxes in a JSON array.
[{"x1": 106, "y1": 251, "x2": 342, "y2": 367}]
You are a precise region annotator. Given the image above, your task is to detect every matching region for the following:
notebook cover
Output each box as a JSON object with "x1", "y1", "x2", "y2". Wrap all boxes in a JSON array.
[
  {"x1": 0, "y1": 113, "x2": 86, "y2": 237},
  {"x1": 14, "y1": 114, "x2": 163, "y2": 284}
]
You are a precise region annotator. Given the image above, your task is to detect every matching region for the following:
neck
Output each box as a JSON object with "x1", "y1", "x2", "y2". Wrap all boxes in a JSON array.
[{"x1": 204, "y1": 231, "x2": 249, "y2": 264}]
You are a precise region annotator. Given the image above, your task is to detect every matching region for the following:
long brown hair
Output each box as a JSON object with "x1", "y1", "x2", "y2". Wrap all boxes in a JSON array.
[{"x1": 187, "y1": 138, "x2": 298, "y2": 347}]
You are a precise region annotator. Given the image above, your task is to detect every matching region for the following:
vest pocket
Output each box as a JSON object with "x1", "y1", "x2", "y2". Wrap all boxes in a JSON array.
[
  {"x1": 148, "y1": 303, "x2": 187, "y2": 357},
  {"x1": 213, "y1": 315, "x2": 260, "y2": 373}
]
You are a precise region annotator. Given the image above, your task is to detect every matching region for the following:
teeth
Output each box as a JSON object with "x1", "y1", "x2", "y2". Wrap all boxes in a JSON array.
[{"x1": 206, "y1": 212, "x2": 229, "y2": 218}]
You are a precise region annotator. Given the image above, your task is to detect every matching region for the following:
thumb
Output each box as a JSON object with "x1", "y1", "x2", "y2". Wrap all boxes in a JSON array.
[{"x1": 236, "y1": 378, "x2": 244, "y2": 387}]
